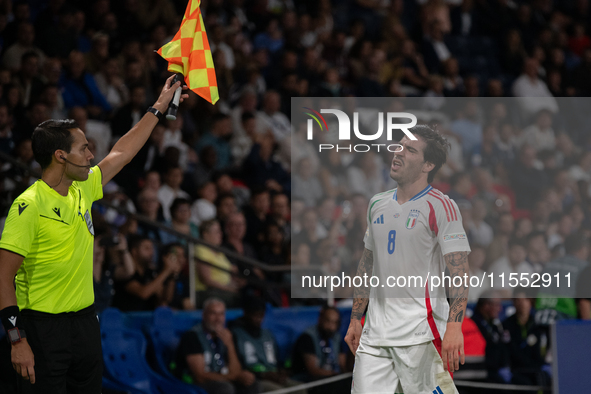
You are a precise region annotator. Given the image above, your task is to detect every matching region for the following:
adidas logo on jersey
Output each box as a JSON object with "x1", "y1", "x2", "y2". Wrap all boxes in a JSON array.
[
  {"x1": 432, "y1": 386, "x2": 444, "y2": 394},
  {"x1": 373, "y1": 214, "x2": 384, "y2": 224}
]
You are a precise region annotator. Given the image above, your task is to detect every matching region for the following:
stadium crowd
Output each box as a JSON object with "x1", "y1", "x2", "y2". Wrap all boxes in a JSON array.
[{"x1": 1, "y1": 0, "x2": 591, "y2": 392}]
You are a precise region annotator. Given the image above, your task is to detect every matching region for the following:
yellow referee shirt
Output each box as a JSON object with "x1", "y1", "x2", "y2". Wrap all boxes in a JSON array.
[{"x1": 0, "y1": 166, "x2": 103, "y2": 314}]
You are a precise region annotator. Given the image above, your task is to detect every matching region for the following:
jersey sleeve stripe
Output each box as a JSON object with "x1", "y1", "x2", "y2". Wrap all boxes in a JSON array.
[
  {"x1": 428, "y1": 191, "x2": 450, "y2": 222},
  {"x1": 434, "y1": 190, "x2": 457, "y2": 222},
  {"x1": 449, "y1": 198, "x2": 458, "y2": 221},
  {"x1": 427, "y1": 200, "x2": 439, "y2": 236}
]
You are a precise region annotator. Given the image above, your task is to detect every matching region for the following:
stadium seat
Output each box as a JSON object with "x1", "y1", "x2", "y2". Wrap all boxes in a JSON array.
[
  {"x1": 100, "y1": 308, "x2": 206, "y2": 394},
  {"x1": 148, "y1": 307, "x2": 191, "y2": 379},
  {"x1": 102, "y1": 376, "x2": 147, "y2": 394}
]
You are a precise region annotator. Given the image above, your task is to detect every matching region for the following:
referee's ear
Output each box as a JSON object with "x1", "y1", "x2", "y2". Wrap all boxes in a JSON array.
[{"x1": 54, "y1": 150, "x2": 67, "y2": 165}]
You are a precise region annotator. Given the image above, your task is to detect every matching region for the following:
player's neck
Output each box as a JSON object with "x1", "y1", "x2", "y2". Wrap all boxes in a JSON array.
[
  {"x1": 41, "y1": 166, "x2": 74, "y2": 197},
  {"x1": 396, "y1": 179, "x2": 430, "y2": 204}
]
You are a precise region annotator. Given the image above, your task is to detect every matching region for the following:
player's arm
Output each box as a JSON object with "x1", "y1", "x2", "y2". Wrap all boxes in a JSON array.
[
  {"x1": 345, "y1": 248, "x2": 373, "y2": 355},
  {"x1": 98, "y1": 75, "x2": 187, "y2": 186},
  {"x1": 0, "y1": 249, "x2": 35, "y2": 384},
  {"x1": 442, "y1": 251, "x2": 469, "y2": 372}
]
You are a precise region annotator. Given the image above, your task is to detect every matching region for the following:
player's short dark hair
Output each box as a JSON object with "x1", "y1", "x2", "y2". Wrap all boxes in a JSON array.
[
  {"x1": 32, "y1": 119, "x2": 79, "y2": 169},
  {"x1": 408, "y1": 124, "x2": 450, "y2": 183}
]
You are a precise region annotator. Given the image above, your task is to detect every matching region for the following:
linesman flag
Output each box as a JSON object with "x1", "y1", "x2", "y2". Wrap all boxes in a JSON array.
[{"x1": 157, "y1": 0, "x2": 218, "y2": 104}]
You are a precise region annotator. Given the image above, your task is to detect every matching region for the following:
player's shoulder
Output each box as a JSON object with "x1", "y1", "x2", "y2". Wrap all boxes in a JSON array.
[
  {"x1": 369, "y1": 188, "x2": 396, "y2": 204},
  {"x1": 423, "y1": 187, "x2": 460, "y2": 220},
  {"x1": 12, "y1": 181, "x2": 43, "y2": 207}
]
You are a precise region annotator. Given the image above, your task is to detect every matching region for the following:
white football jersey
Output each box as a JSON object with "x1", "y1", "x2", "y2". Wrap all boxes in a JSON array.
[{"x1": 360, "y1": 185, "x2": 471, "y2": 346}]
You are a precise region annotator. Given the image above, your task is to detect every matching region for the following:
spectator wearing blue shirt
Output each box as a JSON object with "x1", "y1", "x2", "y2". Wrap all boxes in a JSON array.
[
  {"x1": 196, "y1": 113, "x2": 233, "y2": 170},
  {"x1": 60, "y1": 50, "x2": 111, "y2": 118},
  {"x1": 450, "y1": 100, "x2": 483, "y2": 157}
]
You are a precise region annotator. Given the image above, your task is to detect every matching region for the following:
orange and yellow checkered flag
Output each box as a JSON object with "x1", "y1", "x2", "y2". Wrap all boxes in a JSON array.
[{"x1": 157, "y1": 0, "x2": 219, "y2": 104}]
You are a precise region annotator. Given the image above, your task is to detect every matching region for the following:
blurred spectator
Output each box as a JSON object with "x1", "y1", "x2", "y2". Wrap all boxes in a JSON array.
[
  {"x1": 472, "y1": 292, "x2": 511, "y2": 384},
  {"x1": 450, "y1": 101, "x2": 483, "y2": 156},
  {"x1": 503, "y1": 289, "x2": 550, "y2": 387},
  {"x1": 213, "y1": 172, "x2": 250, "y2": 209},
  {"x1": 486, "y1": 212, "x2": 514, "y2": 267},
  {"x1": 291, "y1": 306, "x2": 350, "y2": 391},
  {"x1": 0, "y1": 103, "x2": 15, "y2": 154},
  {"x1": 222, "y1": 212, "x2": 261, "y2": 281},
  {"x1": 196, "y1": 113, "x2": 233, "y2": 170},
  {"x1": 14, "y1": 51, "x2": 44, "y2": 108},
  {"x1": 60, "y1": 50, "x2": 111, "y2": 117},
  {"x1": 242, "y1": 132, "x2": 290, "y2": 193},
  {"x1": 69, "y1": 106, "x2": 112, "y2": 162},
  {"x1": 36, "y1": 6, "x2": 78, "y2": 58},
  {"x1": 535, "y1": 232, "x2": 589, "y2": 322},
  {"x1": 229, "y1": 297, "x2": 304, "y2": 393},
  {"x1": 174, "y1": 298, "x2": 258, "y2": 394},
  {"x1": 94, "y1": 57, "x2": 130, "y2": 111},
  {"x1": 243, "y1": 188, "x2": 270, "y2": 249},
  {"x1": 161, "y1": 243, "x2": 195, "y2": 310},
  {"x1": 191, "y1": 181, "x2": 218, "y2": 226},
  {"x1": 518, "y1": 110, "x2": 556, "y2": 152},
  {"x1": 111, "y1": 85, "x2": 147, "y2": 137},
  {"x1": 40, "y1": 84, "x2": 66, "y2": 119},
  {"x1": 293, "y1": 157, "x2": 323, "y2": 208},
  {"x1": 468, "y1": 245, "x2": 488, "y2": 303},
  {"x1": 158, "y1": 166, "x2": 191, "y2": 222},
  {"x1": 447, "y1": 172, "x2": 472, "y2": 204},
  {"x1": 268, "y1": 193, "x2": 291, "y2": 242},
  {"x1": 160, "y1": 198, "x2": 199, "y2": 246},
  {"x1": 489, "y1": 239, "x2": 533, "y2": 297},
  {"x1": 136, "y1": 188, "x2": 165, "y2": 243},
  {"x1": 422, "y1": 20, "x2": 451, "y2": 74},
  {"x1": 346, "y1": 152, "x2": 385, "y2": 200},
  {"x1": 2, "y1": 23, "x2": 45, "y2": 72},
  {"x1": 195, "y1": 219, "x2": 243, "y2": 308},
  {"x1": 512, "y1": 58, "x2": 558, "y2": 117},
  {"x1": 112, "y1": 235, "x2": 181, "y2": 311},
  {"x1": 525, "y1": 231, "x2": 550, "y2": 272},
  {"x1": 510, "y1": 145, "x2": 550, "y2": 209},
  {"x1": 467, "y1": 199, "x2": 493, "y2": 247},
  {"x1": 216, "y1": 193, "x2": 239, "y2": 231},
  {"x1": 258, "y1": 221, "x2": 288, "y2": 284}
]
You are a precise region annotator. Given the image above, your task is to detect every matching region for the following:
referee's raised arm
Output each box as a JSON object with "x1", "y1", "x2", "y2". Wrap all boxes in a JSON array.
[
  {"x1": 0, "y1": 249, "x2": 35, "y2": 383},
  {"x1": 97, "y1": 74, "x2": 189, "y2": 186}
]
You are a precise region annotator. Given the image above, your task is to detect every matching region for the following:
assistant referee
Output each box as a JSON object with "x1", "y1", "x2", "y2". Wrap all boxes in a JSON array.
[{"x1": 0, "y1": 75, "x2": 187, "y2": 393}]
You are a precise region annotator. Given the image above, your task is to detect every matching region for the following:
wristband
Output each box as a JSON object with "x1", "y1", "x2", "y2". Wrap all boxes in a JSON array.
[
  {"x1": 146, "y1": 106, "x2": 164, "y2": 121},
  {"x1": 1, "y1": 305, "x2": 23, "y2": 332}
]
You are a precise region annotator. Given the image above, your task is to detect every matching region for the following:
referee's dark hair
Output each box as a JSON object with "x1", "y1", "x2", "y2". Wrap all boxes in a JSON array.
[
  {"x1": 408, "y1": 124, "x2": 450, "y2": 183},
  {"x1": 32, "y1": 119, "x2": 79, "y2": 169}
]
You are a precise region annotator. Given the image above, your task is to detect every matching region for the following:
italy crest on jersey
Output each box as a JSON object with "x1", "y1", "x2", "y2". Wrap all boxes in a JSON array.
[{"x1": 406, "y1": 209, "x2": 420, "y2": 229}]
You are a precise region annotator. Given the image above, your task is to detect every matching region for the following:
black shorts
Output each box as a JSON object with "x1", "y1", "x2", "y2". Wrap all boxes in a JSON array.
[{"x1": 17, "y1": 305, "x2": 102, "y2": 394}]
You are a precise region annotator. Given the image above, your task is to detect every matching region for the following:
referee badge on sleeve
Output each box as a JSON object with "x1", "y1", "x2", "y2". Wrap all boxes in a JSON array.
[{"x1": 84, "y1": 209, "x2": 95, "y2": 236}]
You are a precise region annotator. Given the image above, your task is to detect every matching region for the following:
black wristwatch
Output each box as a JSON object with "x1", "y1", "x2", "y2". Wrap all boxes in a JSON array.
[
  {"x1": 147, "y1": 106, "x2": 164, "y2": 121},
  {"x1": 7, "y1": 328, "x2": 26, "y2": 344}
]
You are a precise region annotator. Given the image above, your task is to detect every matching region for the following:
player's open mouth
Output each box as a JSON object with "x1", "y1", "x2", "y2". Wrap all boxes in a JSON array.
[{"x1": 392, "y1": 159, "x2": 402, "y2": 170}]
